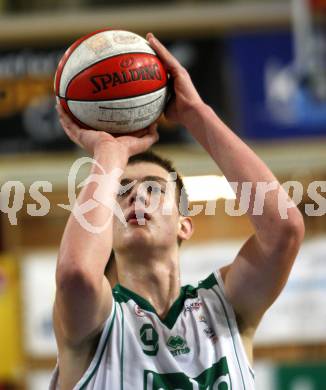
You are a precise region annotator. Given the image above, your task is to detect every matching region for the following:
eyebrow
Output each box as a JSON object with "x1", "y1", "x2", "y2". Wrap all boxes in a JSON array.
[{"x1": 120, "y1": 176, "x2": 168, "y2": 186}]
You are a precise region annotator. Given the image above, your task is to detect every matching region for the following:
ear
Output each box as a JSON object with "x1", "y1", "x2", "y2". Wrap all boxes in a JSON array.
[{"x1": 177, "y1": 216, "x2": 193, "y2": 242}]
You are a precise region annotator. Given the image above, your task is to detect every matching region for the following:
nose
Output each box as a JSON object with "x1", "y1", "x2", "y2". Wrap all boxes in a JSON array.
[{"x1": 128, "y1": 183, "x2": 147, "y2": 206}]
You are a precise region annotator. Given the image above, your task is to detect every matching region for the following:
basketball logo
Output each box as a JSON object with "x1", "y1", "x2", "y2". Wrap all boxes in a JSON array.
[{"x1": 54, "y1": 29, "x2": 169, "y2": 133}]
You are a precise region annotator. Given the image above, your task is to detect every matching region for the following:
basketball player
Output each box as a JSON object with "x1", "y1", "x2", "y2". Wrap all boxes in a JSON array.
[{"x1": 50, "y1": 33, "x2": 305, "y2": 389}]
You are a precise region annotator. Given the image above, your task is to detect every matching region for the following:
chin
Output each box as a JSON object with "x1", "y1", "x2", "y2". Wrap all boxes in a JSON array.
[{"x1": 122, "y1": 229, "x2": 152, "y2": 248}]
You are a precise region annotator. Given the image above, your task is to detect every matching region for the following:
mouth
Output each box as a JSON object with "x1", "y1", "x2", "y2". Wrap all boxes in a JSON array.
[{"x1": 126, "y1": 210, "x2": 151, "y2": 224}]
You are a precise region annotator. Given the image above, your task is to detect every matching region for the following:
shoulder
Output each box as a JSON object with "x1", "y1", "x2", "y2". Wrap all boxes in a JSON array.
[
  {"x1": 183, "y1": 270, "x2": 223, "y2": 295},
  {"x1": 181, "y1": 271, "x2": 228, "y2": 309}
]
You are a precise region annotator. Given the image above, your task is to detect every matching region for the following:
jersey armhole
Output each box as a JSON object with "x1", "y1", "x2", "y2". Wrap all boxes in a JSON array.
[
  {"x1": 212, "y1": 270, "x2": 255, "y2": 377},
  {"x1": 74, "y1": 299, "x2": 117, "y2": 389},
  {"x1": 49, "y1": 299, "x2": 117, "y2": 390}
]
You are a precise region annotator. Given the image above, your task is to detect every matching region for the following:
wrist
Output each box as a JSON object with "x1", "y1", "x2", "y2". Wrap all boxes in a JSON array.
[
  {"x1": 93, "y1": 143, "x2": 129, "y2": 170},
  {"x1": 181, "y1": 101, "x2": 211, "y2": 129}
]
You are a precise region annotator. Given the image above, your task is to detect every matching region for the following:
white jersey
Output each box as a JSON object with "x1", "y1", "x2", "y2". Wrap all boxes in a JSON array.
[{"x1": 50, "y1": 270, "x2": 255, "y2": 390}]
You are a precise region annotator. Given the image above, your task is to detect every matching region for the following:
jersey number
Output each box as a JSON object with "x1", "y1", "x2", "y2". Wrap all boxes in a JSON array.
[{"x1": 140, "y1": 324, "x2": 159, "y2": 356}]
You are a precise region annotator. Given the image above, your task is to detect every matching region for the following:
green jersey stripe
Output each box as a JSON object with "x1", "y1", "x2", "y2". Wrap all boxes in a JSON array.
[
  {"x1": 79, "y1": 303, "x2": 117, "y2": 390},
  {"x1": 212, "y1": 281, "x2": 247, "y2": 390}
]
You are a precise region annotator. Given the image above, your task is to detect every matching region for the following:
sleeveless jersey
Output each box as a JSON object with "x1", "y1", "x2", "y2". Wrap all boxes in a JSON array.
[{"x1": 49, "y1": 270, "x2": 255, "y2": 389}]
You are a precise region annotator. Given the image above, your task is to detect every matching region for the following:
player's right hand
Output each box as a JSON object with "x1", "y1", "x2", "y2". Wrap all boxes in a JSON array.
[{"x1": 56, "y1": 104, "x2": 159, "y2": 158}]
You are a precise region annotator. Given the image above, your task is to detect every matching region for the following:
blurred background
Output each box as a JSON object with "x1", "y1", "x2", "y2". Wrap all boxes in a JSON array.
[{"x1": 0, "y1": 0, "x2": 326, "y2": 389}]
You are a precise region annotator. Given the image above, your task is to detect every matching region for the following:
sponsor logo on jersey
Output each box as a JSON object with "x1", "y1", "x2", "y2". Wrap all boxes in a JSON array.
[
  {"x1": 167, "y1": 336, "x2": 190, "y2": 357},
  {"x1": 197, "y1": 315, "x2": 218, "y2": 344},
  {"x1": 203, "y1": 327, "x2": 218, "y2": 344},
  {"x1": 143, "y1": 356, "x2": 231, "y2": 389},
  {"x1": 135, "y1": 304, "x2": 146, "y2": 317},
  {"x1": 183, "y1": 300, "x2": 202, "y2": 315}
]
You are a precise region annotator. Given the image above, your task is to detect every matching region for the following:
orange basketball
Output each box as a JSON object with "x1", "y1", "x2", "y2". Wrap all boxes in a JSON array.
[{"x1": 54, "y1": 29, "x2": 169, "y2": 133}]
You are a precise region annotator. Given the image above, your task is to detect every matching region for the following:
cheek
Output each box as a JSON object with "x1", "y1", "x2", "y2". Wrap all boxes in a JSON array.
[
  {"x1": 112, "y1": 221, "x2": 118, "y2": 244},
  {"x1": 112, "y1": 216, "x2": 124, "y2": 240},
  {"x1": 157, "y1": 196, "x2": 179, "y2": 227},
  {"x1": 158, "y1": 191, "x2": 179, "y2": 215},
  {"x1": 160, "y1": 213, "x2": 180, "y2": 235}
]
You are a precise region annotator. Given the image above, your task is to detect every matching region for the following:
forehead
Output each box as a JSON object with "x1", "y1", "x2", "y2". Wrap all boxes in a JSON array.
[{"x1": 122, "y1": 162, "x2": 171, "y2": 182}]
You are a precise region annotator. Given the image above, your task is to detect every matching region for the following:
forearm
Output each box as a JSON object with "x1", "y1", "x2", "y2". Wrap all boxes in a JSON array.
[
  {"x1": 185, "y1": 104, "x2": 304, "y2": 244},
  {"x1": 57, "y1": 146, "x2": 128, "y2": 283}
]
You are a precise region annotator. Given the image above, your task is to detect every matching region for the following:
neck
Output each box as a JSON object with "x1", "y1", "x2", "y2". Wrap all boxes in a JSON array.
[{"x1": 115, "y1": 246, "x2": 181, "y2": 318}]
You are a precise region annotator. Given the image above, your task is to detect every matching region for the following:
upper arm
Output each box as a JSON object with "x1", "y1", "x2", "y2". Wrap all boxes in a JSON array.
[
  {"x1": 221, "y1": 223, "x2": 304, "y2": 333},
  {"x1": 54, "y1": 266, "x2": 113, "y2": 348}
]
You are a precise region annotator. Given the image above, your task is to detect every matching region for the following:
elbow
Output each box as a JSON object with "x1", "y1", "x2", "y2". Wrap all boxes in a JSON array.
[
  {"x1": 56, "y1": 256, "x2": 96, "y2": 294},
  {"x1": 275, "y1": 213, "x2": 305, "y2": 256},
  {"x1": 56, "y1": 268, "x2": 98, "y2": 302},
  {"x1": 285, "y1": 211, "x2": 305, "y2": 244}
]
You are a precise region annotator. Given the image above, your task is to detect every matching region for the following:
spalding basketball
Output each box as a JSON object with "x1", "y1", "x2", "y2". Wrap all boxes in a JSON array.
[{"x1": 54, "y1": 29, "x2": 169, "y2": 133}]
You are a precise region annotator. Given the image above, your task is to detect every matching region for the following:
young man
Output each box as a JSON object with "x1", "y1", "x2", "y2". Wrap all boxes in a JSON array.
[{"x1": 50, "y1": 33, "x2": 304, "y2": 390}]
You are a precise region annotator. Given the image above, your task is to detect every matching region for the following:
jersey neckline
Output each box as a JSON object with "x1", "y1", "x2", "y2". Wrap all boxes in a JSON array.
[{"x1": 113, "y1": 282, "x2": 198, "y2": 329}]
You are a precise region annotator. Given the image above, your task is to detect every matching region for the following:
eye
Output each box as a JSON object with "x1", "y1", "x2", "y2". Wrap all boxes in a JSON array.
[
  {"x1": 118, "y1": 182, "x2": 135, "y2": 197},
  {"x1": 148, "y1": 184, "x2": 164, "y2": 194},
  {"x1": 117, "y1": 187, "x2": 128, "y2": 197}
]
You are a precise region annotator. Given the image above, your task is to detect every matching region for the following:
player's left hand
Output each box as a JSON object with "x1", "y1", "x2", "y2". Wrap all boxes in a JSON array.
[
  {"x1": 56, "y1": 104, "x2": 159, "y2": 158},
  {"x1": 147, "y1": 33, "x2": 205, "y2": 127}
]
